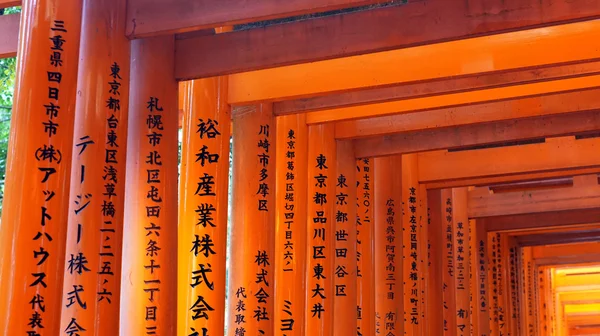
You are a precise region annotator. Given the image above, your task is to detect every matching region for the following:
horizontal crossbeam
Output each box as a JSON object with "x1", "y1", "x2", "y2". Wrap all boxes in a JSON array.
[{"x1": 175, "y1": 0, "x2": 600, "y2": 79}]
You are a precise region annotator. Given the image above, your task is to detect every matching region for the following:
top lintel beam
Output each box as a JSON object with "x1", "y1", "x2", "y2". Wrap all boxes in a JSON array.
[
  {"x1": 126, "y1": 0, "x2": 389, "y2": 38},
  {"x1": 175, "y1": 0, "x2": 600, "y2": 80},
  {"x1": 0, "y1": 0, "x2": 19, "y2": 9}
]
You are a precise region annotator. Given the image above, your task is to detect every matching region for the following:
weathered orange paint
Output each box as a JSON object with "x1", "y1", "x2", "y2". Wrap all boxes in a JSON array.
[
  {"x1": 306, "y1": 123, "x2": 336, "y2": 336},
  {"x1": 474, "y1": 220, "x2": 491, "y2": 336},
  {"x1": 356, "y1": 157, "x2": 375, "y2": 336},
  {"x1": 178, "y1": 77, "x2": 230, "y2": 336},
  {"x1": 426, "y1": 189, "x2": 444, "y2": 335},
  {"x1": 274, "y1": 114, "x2": 308, "y2": 336},
  {"x1": 402, "y1": 154, "x2": 424, "y2": 335},
  {"x1": 333, "y1": 140, "x2": 358, "y2": 336},
  {"x1": 374, "y1": 156, "x2": 402, "y2": 336},
  {"x1": 228, "y1": 20, "x2": 600, "y2": 104},
  {"x1": 227, "y1": 104, "x2": 276, "y2": 335},
  {"x1": 488, "y1": 233, "x2": 500, "y2": 336},
  {"x1": 60, "y1": 0, "x2": 129, "y2": 334},
  {"x1": 0, "y1": 0, "x2": 82, "y2": 334},
  {"x1": 120, "y1": 36, "x2": 178, "y2": 335},
  {"x1": 441, "y1": 189, "x2": 457, "y2": 336},
  {"x1": 497, "y1": 234, "x2": 510, "y2": 336},
  {"x1": 452, "y1": 188, "x2": 470, "y2": 336}
]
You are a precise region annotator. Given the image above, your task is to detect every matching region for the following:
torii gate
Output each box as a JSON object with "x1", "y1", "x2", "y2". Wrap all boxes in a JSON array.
[{"x1": 0, "y1": 0, "x2": 599, "y2": 335}]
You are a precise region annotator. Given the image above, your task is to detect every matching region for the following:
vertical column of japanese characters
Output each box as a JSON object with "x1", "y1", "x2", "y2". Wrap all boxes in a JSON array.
[
  {"x1": 189, "y1": 117, "x2": 224, "y2": 334},
  {"x1": 455, "y1": 221, "x2": 467, "y2": 334},
  {"x1": 444, "y1": 196, "x2": 455, "y2": 334},
  {"x1": 29, "y1": 20, "x2": 71, "y2": 334},
  {"x1": 407, "y1": 187, "x2": 420, "y2": 326},
  {"x1": 280, "y1": 128, "x2": 297, "y2": 333},
  {"x1": 356, "y1": 159, "x2": 373, "y2": 336},
  {"x1": 144, "y1": 97, "x2": 166, "y2": 334},
  {"x1": 384, "y1": 197, "x2": 397, "y2": 335},
  {"x1": 255, "y1": 124, "x2": 273, "y2": 334}
]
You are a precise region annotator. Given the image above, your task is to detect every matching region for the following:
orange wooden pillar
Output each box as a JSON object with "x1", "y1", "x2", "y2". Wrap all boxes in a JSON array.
[
  {"x1": 519, "y1": 247, "x2": 534, "y2": 336},
  {"x1": 474, "y1": 221, "x2": 491, "y2": 336},
  {"x1": 306, "y1": 124, "x2": 336, "y2": 336},
  {"x1": 333, "y1": 140, "x2": 358, "y2": 336},
  {"x1": 507, "y1": 237, "x2": 521, "y2": 335},
  {"x1": 120, "y1": 36, "x2": 178, "y2": 335},
  {"x1": 497, "y1": 233, "x2": 510, "y2": 335},
  {"x1": 0, "y1": 1, "x2": 82, "y2": 334},
  {"x1": 178, "y1": 77, "x2": 231, "y2": 336},
  {"x1": 356, "y1": 158, "x2": 375, "y2": 336},
  {"x1": 468, "y1": 219, "x2": 478, "y2": 335},
  {"x1": 418, "y1": 184, "x2": 429, "y2": 330},
  {"x1": 452, "y1": 188, "x2": 471, "y2": 336},
  {"x1": 537, "y1": 267, "x2": 548, "y2": 336},
  {"x1": 227, "y1": 104, "x2": 276, "y2": 335},
  {"x1": 374, "y1": 157, "x2": 402, "y2": 336},
  {"x1": 488, "y1": 233, "x2": 500, "y2": 336},
  {"x1": 427, "y1": 189, "x2": 444, "y2": 335},
  {"x1": 401, "y1": 153, "x2": 424, "y2": 335},
  {"x1": 442, "y1": 189, "x2": 458, "y2": 336},
  {"x1": 59, "y1": 0, "x2": 129, "y2": 334},
  {"x1": 274, "y1": 114, "x2": 308, "y2": 336}
]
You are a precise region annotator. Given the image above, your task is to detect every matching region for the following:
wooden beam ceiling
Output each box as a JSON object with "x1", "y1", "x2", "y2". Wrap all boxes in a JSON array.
[
  {"x1": 306, "y1": 75, "x2": 600, "y2": 124},
  {"x1": 0, "y1": 13, "x2": 17, "y2": 59},
  {"x1": 227, "y1": 20, "x2": 600, "y2": 104},
  {"x1": 126, "y1": 0, "x2": 390, "y2": 38},
  {"x1": 336, "y1": 88, "x2": 600, "y2": 139},
  {"x1": 418, "y1": 137, "x2": 600, "y2": 184},
  {"x1": 274, "y1": 60, "x2": 600, "y2": 115},
  {"x1": 482, "y1": 208, "x2": 600, "y2": 233},
  {"x1": 468, "y1": 183, "x2": 600, "y2": 218},
  {"x1": 353, "y1": 110, "x2": 600, "y2": 158},
  {"x1": 175, "y1": 0, "x2": 600, "y2": 79},
  {"x1": 532, "y1": 242, "x2": 600, "y2": 266},
  {"x1": 517, "y1": 230, "x2": 600, "y2": 247}
]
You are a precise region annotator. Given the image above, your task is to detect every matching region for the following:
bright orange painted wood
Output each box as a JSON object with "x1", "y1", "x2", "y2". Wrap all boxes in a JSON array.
[
  {"x1": 176, "y1": 0, "x2": 600, "y2": 80},
  {"x1": 228, "y1": 20, "x2": 600, "y2": 104},
  {"x1": 497, "y1": 234, "x2": 511, "y2": 336},
  {"x1": 335, "y1": 88, "x2": 600, "y2": 140},
  {"x1": 519, "y1": 248, "x2": 535, "y2": 336},
  {"x1": 507, "y1": 237, "x2": 521, "y2": 336},
  {"x1": 402, "y1": 154, "x2": 424, "y2": 335},
  {"x1": 306, "y1": 123, "x2": 336, "y2": 336},
  {"x1": 426, "y1": 189, "x2": 444, "y2": 335},
  {"x1": 374, "y1": 156, "x2": 402, "y2": 336},
  {"x1": 333, "y1": 140, "x2": 358, "y2": 336},
  {"x1": 441, "y1": 189, "x2": 458, "y2": 336},
  {"x1": 452, "y1": 188, "x2": 470, "y2": 336},
  {"x1": 120, "y1": 35, "x2": 178, "y2": 335},
  {"x1": 468, "y1": 219, "x2": 478, "y2": 335},
  {"x1": 474, "y1": 220, "x2": 491, "y2": 336},
  {"x1": 0, "y1": 0, "x2": 82, "y2": 334},
  {"x1": 0, "y1": 13, "x2": 18, "y2": 58},
  {"x1": 227, "y1": 104, "x2": 276, "y2": 335},
  {"x1": 306, "y1": 75, "x2": 600, "y2": 124},
  {"x1": 0, "y1": 0, "x2": 19, "y2": 8},
  {"x1": 488, "y1": 233, "x2": 500, "y2": 336},
  {"x1": 274, "y1": 114, "x2": 308, "y2": 336},
  {"x1": 127, "y1": 0, "x2": 387, "y2": 38},
  {"x1": 418, "y1": 183, "x2": 429, "y2": 333},
  {"x1": 178, "y1": 77, "x2": 231, "y2": 335},
  {"x1": 356, "y1": 158, "x2": 375, "y2": 336},
  {"x1": 276, "y1": 60, "x2": 600, "y2": 115},
  {"x1": 353, "y1": 109, "x2": 600, "y2": 158},
  {"x1": 60, "y1": 1, "x2": 129, "y2": 334},
  {"x1": 418, "y1": 137, "x2": 600, "y2": 184}
]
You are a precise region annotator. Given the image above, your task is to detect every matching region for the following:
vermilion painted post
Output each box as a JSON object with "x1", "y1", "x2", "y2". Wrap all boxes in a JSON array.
[
  {"x1": 306, "y1": 124, "x2": 336, "y2": 336},
  {"x1": 356, "y1": 158, "x2": 375, "y2": 336},
  {"x1": 274, "y1": 114, "x2": 308, "y2": 336},
  {"x1": 120, "y1": 36, "x2": 178, "y2": 335},
  {"x1": 227, "y1": 104, "x2": 276, "y2": 335},
  {"x1": 333, "y1": 140, "x2": 358, "y2": 336},
  {"x1": 0, "y1": 0, "x2": 82, "y2": 334},
  {"x1": 178, "y1": 77, "x2": 230, "y2": 336},
  {"x1": 60, "y1": 0, "x2": 129, "y2": 334}
]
